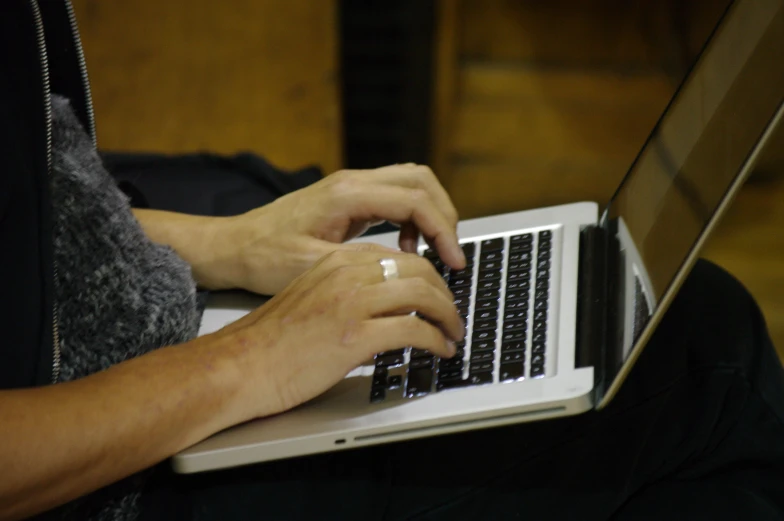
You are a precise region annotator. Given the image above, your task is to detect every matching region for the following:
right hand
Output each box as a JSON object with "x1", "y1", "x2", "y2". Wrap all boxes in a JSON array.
[{"x1": 220, "y1": 247, "x2": 465, "y2": 421}]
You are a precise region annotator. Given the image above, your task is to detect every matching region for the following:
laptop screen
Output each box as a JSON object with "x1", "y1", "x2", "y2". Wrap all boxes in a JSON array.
[{"x1": 598, "y1": 0, "x2": 784, "y2": 400}]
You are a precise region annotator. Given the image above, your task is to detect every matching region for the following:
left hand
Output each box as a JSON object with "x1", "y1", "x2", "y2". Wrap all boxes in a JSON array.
[{"x1": 214, "y1": 164, "x2": 466, "y2": 295}]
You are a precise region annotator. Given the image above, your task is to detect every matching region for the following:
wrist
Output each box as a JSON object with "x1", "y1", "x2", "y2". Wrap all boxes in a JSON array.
[{"x1": 189, "y1": 215, "x2": 247, "y2": 290}]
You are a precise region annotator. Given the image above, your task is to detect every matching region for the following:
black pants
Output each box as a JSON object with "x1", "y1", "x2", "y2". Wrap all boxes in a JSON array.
[{"x1": 140, "y1": 259, "x2": 784, "y2": 520}]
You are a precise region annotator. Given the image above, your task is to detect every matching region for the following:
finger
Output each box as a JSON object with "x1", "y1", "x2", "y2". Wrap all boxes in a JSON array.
[
  {"x1": 372, "y1": 164, "x2": 459, "y2": 231},
  {"x1": 338, "y1": 185, "x2": 465, "y2": 270},
  {"x1": 309, "y1": 251, "x2": 453, "y2": 307},
  {"x1": 359, "y1": 315, "x2": 458, "y2": 359},
  {"x1": 357, "y1": 277, "x2": 465, "y2": 342},
  {"x1": 321, "y1": 240, "x2": 399, "y2": 257},
  {"x1": 320, "y1": 250, "x2": 453, "y2": 302},
  {"x1": 398, "y1": 222, "x2": 419, "y2": 254}
]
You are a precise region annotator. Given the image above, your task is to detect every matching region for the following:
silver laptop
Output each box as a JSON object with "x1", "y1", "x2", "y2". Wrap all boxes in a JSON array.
[{"x1": 173, "y1": 0, "x2": 784, "y2": 473}]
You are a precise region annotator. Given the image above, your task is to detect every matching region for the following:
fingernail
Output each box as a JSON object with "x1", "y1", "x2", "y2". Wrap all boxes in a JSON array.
[{"x1": 445, "y1": 340, "x2": 457, "y2": 357}]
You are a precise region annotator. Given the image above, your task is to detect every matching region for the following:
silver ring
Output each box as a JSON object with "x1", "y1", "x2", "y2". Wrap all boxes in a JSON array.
[{"x1": 379, "y1": 258, "x2": 400, "y2": 282}]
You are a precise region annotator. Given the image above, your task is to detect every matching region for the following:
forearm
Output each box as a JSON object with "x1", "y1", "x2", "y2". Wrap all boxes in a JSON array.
[
  {"x1": 132, "y1": 208, "x2": 241, "y2": 289},
  {"x1": 0, "y1": 333, "x2": 248, "y2": 521}
]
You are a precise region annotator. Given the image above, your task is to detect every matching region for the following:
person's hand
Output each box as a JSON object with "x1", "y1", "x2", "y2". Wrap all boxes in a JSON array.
[
  {"x1": 214, "y1": 164, "x2": 465, "y2": 295},
  {"x1": 216, "y1": 249, "x2": 465, "y2": 420}
]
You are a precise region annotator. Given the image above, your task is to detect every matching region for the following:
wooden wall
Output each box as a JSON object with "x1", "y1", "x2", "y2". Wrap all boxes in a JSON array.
[
  {"x1": 433, "y1": 0, "x2": 731, "y2": 218},
  {"x1": 71, "y1": 0, "x2": 342, "y2": 173}
]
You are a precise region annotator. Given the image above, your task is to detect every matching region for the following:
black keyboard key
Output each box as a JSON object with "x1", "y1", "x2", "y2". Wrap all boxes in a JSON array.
[
  {"x1": 423, "y1": 248, "x2": 438, "y2": 259},
  {"x1": 470, "y1": 351, "x2": 495, "y2": 363},
  {"x1": 454, "y1": 296, "x2": 470, "y2": 308},
  {"x1": 534, "y1": 299, "x2": 548, "y2": 311},
  {"x1": 504, "y1": 309, "x2": 528, "y2": 322},
  {"x1": 536, "y1": 269, "x2": 550, "y2": 281},
  {"x1": 436, "y1": 378, "x2": 466, "y2": 391},
  {"x1": 461, "y1": 243, "x2": 476, "y2": 258},
  {"x1": 510, "y1": 242, "x2": 533, "y2": 254},
  {"x1": 535, "y1": 279, "x2": 549, "y2": 291},
  {"x1": 479, "y1": 260, "x2": 503, "y2": 273},
  {"x1": 532, "y1": 331, "x2": 546, "y2": 343},
  {"x1": 503, "y1": 319, "x2": 527, "y2": 332},
  {"x1": 531, "y1": 363, "x2": 546, "y2": 378},
  {"x1": 539, "y1": 230, "x2": 552, "y2": 240},
  {"x1": 537, "y1": 259, "x2": 550, "y2": 271},
  {"x1": 510, "y1": 233, "x2": 533, "y2": 245},
  {"x1": 501, "y1": 341, "x2": 526, "y2": 354},
  {"x1": 471, "y1": 339, "x2": 496, "y2": 353},
  {"x1": 448, "y1": 276, "x2": 472, "y2": 289},
  {"x1": 509, "y1": 251, "x2": 532, "y2": 263},
  {"x1": 472, "y1": 330, "x2": 496, "y2": 343},
  {"x1": 376, "y1": 353, "x2": 405, "y2": 367},
  {"x1": 533, "y1": 320, "x2": 547, "y2": 332},
  {"x1": 438, "y1": 368, "x2": 463, "y2": 381},
  {"x1": 406, "y1": 369, "x2": 434, "y2": 396},
  {"x1": 388, "y1": 375, "x2": 402, "y2": 389},
  {"x1": 477, "y1": 279, "x2": 501, "y2": 292},
  {"x1": 469, "y1": 361, "x2": 494, "y2": 374},
  {"x1": 538, "y1": 238, "x2": 552, "y2": 249},
  {"x1": 410, "y1": 348, "x2": 433, "y2": 359},
  {"x1": 532, "y1": 341, "x2": 546, "y2": 355},
  {"x1": 409, "y1": 356, "x2": 435, "y2": 369},
  {"x1": 452, "y1": 286, "x2": 472, "y2": 299},
  {"x1": 535, "y1": 290, "x2": 549, "y2": 301},
  {"x1": 478, "y1": 270, "x2": 502, "y2": 283},
  {"x1": 480, "y1": 250, "x2": 504, "y2": 263},
  {"x1": 501, "y1": 350, "x2": 525, "y2": 363},
  {"x1": 458, "y1": 305, "x2": 470, "y2": 318},
  {"x1": 380, "y1": 348, "x2": 406, "y2": 357},
  {"x1": 531, "y1": 353, "x2": 545, "y2": 366},
  {"x1": 476, "y1": 288, "x2": 500, "y2": 301},
  {"x1": 473, "y1": 319, "x2": 497, "y2": 332},
  {"x1": 428, "y1": 258, "x2": 446, "y2": 273},
  {"x1": 507, "y1": 271, "x2": 530, "y2": 283},
  {"x1": 475, "y1": 309, "x2": 498, "y2": 321},
  {"x1": 506, "y1": 279, "x2": 531, "y2": 291},
  {"x1": 467, "y1": 372, "x2": 494, "y2": 386},
  {"x1": 505, "y1": 299, "x2": 530, "y2": 311},
  {"x1": 507, "y1": 261, "x2": 532, "y2": 273},
  {"x1": 480, "y1": 238, "x2": 505, "y2": 252},
  {"x1": 500, "y1": 362, "x2": 525, "y2": 381},
  {"x1": 439, "y1": 357, "x2": 464, "y2": 370},
  {"x1": 370, "y1": 387, "x2": 386, "y2": 403},
  {"x1": 537, "y1": 249, "x2": 551, "y2": 261},
  {"x1": 505, "y1": 290, "x2": 529, "y2": 302},
  {"x1": 503, "y1": 330, "x2": 526, "y2": 342},
  {"x1": 451, "y1": 264, "x2": 474, "y2": 277},
  {"x1": 534, "y1": 310, "x2": 547, "y2": 322},
  {"x1": 476, "y1": 299, "x2": 499, "y2": 311},
  {"x1": 372, "y1": 368, "x2": 387, "y2": 387}
]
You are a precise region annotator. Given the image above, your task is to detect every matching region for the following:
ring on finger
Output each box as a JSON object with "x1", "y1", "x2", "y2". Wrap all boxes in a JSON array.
[{"x1": 379, "y1": 258, "x2": 400, "y2": 282}]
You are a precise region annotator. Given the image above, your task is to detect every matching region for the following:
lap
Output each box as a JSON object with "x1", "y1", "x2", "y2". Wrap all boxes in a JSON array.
[{"x1": 141, "y1": 260, "x2": 784, "y2": 520}]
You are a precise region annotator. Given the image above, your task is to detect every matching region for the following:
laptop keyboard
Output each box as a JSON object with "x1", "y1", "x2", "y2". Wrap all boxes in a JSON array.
[{"x1": 370, "y1": 229, "x2": 555, "y2": 403}]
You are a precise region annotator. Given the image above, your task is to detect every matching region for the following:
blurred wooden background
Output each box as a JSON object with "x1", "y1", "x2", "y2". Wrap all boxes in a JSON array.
[{"x1": 72, "y1": 0, "x2": 783, "y2": 359}]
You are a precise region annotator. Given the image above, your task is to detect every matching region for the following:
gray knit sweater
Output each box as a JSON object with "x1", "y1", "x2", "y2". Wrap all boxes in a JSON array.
[{"x1": 39, "y1": 95, "x2": 202, "y2": 520}]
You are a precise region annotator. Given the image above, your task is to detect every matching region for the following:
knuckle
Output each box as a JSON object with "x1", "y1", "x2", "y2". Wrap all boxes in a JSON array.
[
  {"x1": 408, "y1": 277, "x2": 434, "y2": 299},
  {"x1": 328, "y1": 173, "x2": 360, "y2": 198},
  {"x1": 410, "y1": 188, "x2": 430, "y2": 204}
]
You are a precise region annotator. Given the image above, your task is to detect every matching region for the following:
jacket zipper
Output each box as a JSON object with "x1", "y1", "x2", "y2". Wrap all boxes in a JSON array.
[
  {"x1": 30, "y1": 0, "x2": 61, "y2": 384},
  {"x1": 64, "y1": 0, "x2": 97, "y2": 146}
]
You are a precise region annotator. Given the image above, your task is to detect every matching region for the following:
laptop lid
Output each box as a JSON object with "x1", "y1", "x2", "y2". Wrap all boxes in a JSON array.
[{"x1": 595, "y1": 0, "x2": 784, "y2": 408}]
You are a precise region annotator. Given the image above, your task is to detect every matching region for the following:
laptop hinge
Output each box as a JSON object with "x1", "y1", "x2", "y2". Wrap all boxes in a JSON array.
[{"x1": 575, "y1": 225, "x2": 608, "y2": 374}]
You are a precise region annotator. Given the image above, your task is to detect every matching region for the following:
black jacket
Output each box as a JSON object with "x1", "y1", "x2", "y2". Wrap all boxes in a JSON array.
[{"x1": 0, "y1": 0, "x2": 95, "y2": 389}]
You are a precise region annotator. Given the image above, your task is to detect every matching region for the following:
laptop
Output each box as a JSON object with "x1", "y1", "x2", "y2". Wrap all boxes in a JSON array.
[{"x1": 173, "y1": 0, "x2": 784, "y2": 473}]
